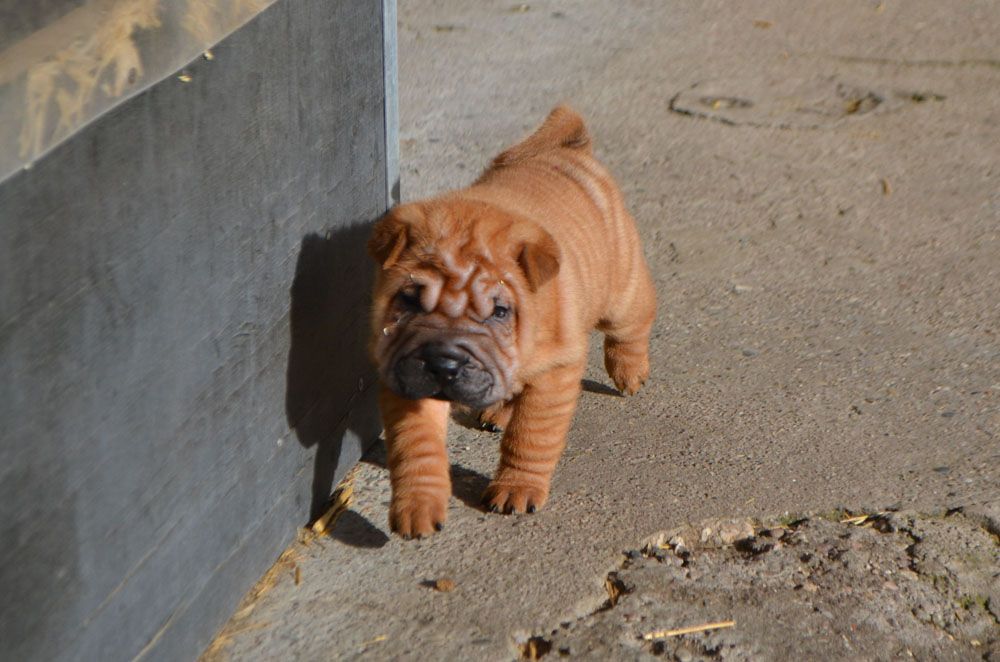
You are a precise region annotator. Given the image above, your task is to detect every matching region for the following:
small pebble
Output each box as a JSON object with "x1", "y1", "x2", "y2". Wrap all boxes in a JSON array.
[{"x1": 433, "y1": 578, "x2": 456, "y2": 592}]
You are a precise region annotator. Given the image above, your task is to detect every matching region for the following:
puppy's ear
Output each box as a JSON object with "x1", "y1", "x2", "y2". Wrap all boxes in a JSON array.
[
  {"x1": 515, "y1": 224, "x2": 560, "y2": 292},
  {"x1": 368, "y1": 204, "x2": 423, "y2": 269}
]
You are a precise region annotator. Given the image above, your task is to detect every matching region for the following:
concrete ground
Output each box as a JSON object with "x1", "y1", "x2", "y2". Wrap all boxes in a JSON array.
[{"x1": 204, "y1": 1, "x2": 999, "y2": 659}]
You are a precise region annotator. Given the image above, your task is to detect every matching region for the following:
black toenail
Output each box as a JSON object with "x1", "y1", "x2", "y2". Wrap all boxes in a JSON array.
[
  {"x1": 527, "y1": 504, "x2": 536, "y2": 513},
  {"x1": 434, "y1": 522, "x2": 443, "y2": 531}
]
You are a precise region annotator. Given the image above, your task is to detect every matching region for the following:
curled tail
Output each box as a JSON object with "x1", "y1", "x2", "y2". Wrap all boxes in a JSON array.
[{"x1": 490, "y1": 104, "x2": 591, "y2": 169}]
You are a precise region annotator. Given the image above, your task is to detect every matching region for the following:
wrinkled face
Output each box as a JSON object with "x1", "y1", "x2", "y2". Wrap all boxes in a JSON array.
[
  {"x1": 368, "y1": 200, "x2": 559, "y2": 408},
  {"x1": 376, "y1": 262, "x2": 518, "y2": 407}
]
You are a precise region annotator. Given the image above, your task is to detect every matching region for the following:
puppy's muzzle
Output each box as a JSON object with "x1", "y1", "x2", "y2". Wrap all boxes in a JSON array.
[{"x1": 394, "y1": 342, "x2": 495, "y2": 407}]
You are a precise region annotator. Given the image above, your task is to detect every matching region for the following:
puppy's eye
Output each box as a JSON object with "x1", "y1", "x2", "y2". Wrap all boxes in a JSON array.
[
  {"x1": 397, "y1": 289, "x2": 421, "y2": 311},
  {"x1": 491, "y1": 304, "x2": 510, "y2": 320}
]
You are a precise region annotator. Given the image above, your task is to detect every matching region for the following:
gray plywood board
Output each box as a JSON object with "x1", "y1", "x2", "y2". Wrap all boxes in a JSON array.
[{"x1": 0, "y1": 0, "x2": 391, "y2": 659}]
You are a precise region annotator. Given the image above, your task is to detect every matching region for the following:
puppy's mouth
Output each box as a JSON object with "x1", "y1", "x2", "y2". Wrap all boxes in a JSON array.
[{"x1": 390, "y1": 342, "x2": 499, "y2": 408}]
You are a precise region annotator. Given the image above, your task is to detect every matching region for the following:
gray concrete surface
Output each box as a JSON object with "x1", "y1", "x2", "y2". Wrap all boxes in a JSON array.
[{"x1": 203, "y1": 1, "x2": 999, "y2": 659}]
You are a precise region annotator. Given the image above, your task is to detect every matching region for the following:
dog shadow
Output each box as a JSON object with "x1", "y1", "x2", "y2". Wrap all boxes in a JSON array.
[
  {"x1": 328, "y1": 510, "x2": 389, "y2": 548},
  {"x1": 450, "y1": 463, "x2": 492, "y2": 510},
  {"x1": 581, "y1": 378, "x2": 624, "y2": 397},
  {"x1": 285, "y1": 224, "x2": 385, "y2": 548}
]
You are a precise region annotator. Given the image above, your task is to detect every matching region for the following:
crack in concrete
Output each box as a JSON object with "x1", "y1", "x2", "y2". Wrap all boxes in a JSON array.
[{"x1": 668, "y1": 79, "x2": 946, "y2": 131}]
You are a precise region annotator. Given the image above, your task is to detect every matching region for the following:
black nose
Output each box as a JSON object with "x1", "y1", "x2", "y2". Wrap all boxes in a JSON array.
[{"x1": 422, "y1": 344, "x2": 468, "y2": 380}]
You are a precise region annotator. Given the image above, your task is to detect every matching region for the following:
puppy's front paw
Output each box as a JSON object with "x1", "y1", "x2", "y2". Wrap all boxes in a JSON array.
[
  {"x1": 389, "y1": 492, "x2": 448, "y2": 539},
  {"x1": 477, "y1": 400, "x2": 514, "y2": 432},
  {"x1": 481, "y1": 480, "x2": 548, "y2": 515}
]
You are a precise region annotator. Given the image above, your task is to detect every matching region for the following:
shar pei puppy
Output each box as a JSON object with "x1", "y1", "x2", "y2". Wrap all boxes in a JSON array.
[{"x1": 368, "y1": 105, "x2": 656, "y2": 538}]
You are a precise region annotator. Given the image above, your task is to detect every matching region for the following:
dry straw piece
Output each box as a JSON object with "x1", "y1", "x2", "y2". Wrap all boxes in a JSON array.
[
  {"x1": 310, "y1": 472, "x2": 356, "y2": 536},
  {"x1": 840, "y1": 514, "x2": 870, "y2": 525},
  {"x1": 361, "y1": 634, "x2": 388, "y2": 647},
  {"x1": 840, "y1": 511, "x2": 888, "y2": 527},
  {"x1": 642, "y1": 620, "x2": 736, "y2": 640}
]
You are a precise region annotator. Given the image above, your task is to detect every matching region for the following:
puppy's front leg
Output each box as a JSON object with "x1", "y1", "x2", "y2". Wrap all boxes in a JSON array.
[
  {"x1": 482, "y1": 362, "x2": 585, "y2": 514},
  {"x1": 379, "y1": 388, "x2": 451, "y2": 538}
]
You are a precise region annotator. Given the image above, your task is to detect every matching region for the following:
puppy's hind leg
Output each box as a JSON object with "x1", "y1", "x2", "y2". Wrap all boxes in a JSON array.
[
  {"x1": 600, "y1": 269, "x2": 655, "y2": 396},
  {"x1": 477, "y1": 399, "x2": 514, "y2": 432}
]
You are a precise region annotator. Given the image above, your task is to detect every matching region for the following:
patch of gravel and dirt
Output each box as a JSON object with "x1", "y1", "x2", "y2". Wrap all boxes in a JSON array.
[{"x1": 528, "y1": 510, "x2": 1000, "y2": 661}]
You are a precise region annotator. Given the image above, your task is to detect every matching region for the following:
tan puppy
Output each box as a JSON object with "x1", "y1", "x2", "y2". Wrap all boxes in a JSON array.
[{"x1": 368, "y1": 106, "x2": 656, "y2": 538}]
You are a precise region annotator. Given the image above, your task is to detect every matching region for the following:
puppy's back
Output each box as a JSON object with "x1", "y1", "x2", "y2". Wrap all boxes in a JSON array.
[
  {"x1": 487, "y1": 105, "x2": 591, "y2": 171},
  {"x1": 467, "y1": 106, "x2": 649, "y2": 334}
]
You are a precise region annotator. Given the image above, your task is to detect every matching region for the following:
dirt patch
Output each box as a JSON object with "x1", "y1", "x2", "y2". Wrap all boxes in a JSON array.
[{"x1": 528, "y1": 510, "x2": 999, "y2": 660}]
